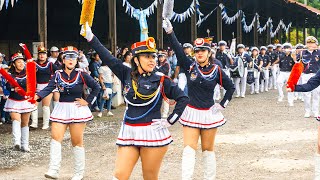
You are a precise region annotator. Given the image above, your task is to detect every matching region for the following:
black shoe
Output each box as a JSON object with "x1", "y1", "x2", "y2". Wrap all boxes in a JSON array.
[
  {"x1": 111, "y1": 105, "x2": 116, "y2": 110},
  {"x1": 5, "y1": 120, "x2": 12, "y2": 124}
]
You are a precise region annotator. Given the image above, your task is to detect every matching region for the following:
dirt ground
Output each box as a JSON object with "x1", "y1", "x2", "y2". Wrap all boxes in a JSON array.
[{"x1": 0, "y1": 89, "x2": 318, "y2": 180}]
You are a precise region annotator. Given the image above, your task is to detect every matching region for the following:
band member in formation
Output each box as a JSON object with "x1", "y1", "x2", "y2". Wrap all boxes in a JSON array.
[
  {"x1": 32, "y1": 46, "x2": 100, "y2": 180},
  {"x1": 30, "y1": 46, "x2": 59, "y2": 130},
  {"x1": 233, "y1": 44, "x2": 252, "y2": 98},
  {"x1": 156, "y1": 50, "x2": 171, "y2": 118},
  {"x1": 4, "y1": 53, "x2": 37, "y2": 152},
  {"x1": 287, "y1": 37, "x2": 320, "y2": 180},
  {"x1": 163, "y1": 18, "x2": 235, "y2": 180},
  {"x1": 299, "y1": 36, "x2": 320, "y2": 118},
  {"x1": 267, "y1": 44, "x2": 278, "y2": 90},
  {"x1": 249, "y1": 47, "x2": 263, "y2": 94},
  {"x1": 259, "y1": 46, "x2": 271, "y2": 92},
  {"x1": 81, "y1": 22, "x2": 188, "y2": 180},
  {"x1": 274, "y1": 43, "x2": 295, "y2": 106}
]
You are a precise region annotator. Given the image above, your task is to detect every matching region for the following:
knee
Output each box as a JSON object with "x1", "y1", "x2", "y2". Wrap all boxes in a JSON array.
[
  {"x1": 142, "y1": 169, "x2": 158, "y2": 180},
  {"x1": 114, "y1": 170, "x2": 130, "y2": 180},
  {"x1": 71, "y1": 137, "x2": 83, "y2": 147},
  {"x1": 51, "y1": 133, "x2": 64, "y2": 143}
]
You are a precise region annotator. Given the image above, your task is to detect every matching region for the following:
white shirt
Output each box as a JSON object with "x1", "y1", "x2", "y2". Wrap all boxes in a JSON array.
[
  {"x1": 98, "y1": 66, "x2": 113, "y2": 83},
  {"x1": 48, "y1": 57, "x2": 57, "y2": 64},
  {"x1": 123, "y1": 62, "x2": 131, "y2": 68}
]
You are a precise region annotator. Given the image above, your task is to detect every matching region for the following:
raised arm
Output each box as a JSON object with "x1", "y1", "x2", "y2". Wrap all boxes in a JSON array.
[
  {"x1": 81, "y1": 23, "x2": 131, "y2": 84},
  {"x1": 162, "y1": 19, "x2": 193, "y2": 71}
]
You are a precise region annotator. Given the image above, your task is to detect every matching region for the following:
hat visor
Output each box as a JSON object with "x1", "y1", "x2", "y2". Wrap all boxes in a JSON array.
[
  {"x1": 194, "y1": 46, "x2": 210, "y2": 51},
  {"x1": 134, "y1": 49, "x2": 157, "y2": 55}
]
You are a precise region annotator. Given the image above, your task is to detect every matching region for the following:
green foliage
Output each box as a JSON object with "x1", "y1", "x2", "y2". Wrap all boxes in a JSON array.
[{"x1": 296, "y1": 0, "x2": 320, "y2": 9}]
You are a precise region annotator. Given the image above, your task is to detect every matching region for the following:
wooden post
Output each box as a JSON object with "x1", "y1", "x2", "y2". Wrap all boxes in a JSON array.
[
  {"x1": 254, "y1": 15, "x2": 258, "y2": 46},
  {"x1": 296, "y1": 25, "x2": 299, "y2": 44},
  {"x1": 216, "y1": 0, "x2": 222, "y2": 42},
  {"x1": 236, "y1": 0, "x2": 242, "y2": 44},
  {"x1": 278, "y1": 29, "x2": 282, "y2": 43},
  {"x1": 287, "y1": 27, "x2": 291, "y2": 43},
  {"x1": 315, "y1": 26, "x2": 318, "y2": 39},
  {"x1": 156, "y1": 0, "x2": 163, "y2": 49},
  {"x1": 191, "y1": 0, "x2": 197, "y2": 42},
  {"x1": 108, "y1": 0, "x2": 117, "y2": 56},
  {"x1": 303, "y1": 22, "x2": 306, "y2": 42},
  {"x1": 38, "y1": 0, "x2": 47, "y2": 48}
]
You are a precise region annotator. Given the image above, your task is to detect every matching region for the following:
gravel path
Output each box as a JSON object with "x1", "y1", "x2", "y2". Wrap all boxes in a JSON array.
[{"x1": 0, "y1": 89, "x2": 318, "y2": 180}]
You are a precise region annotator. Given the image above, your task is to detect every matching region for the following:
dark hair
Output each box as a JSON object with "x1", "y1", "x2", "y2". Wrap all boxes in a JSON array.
[
  {"x1": 123, "y1": 51, "x2": 132, "y2": 62},
  {"x1": 130, "y1": 55, "x2": 141, "y2": 82},
  {"x1": 8, "y1": 59, "x2": 24, "y2": 74}
]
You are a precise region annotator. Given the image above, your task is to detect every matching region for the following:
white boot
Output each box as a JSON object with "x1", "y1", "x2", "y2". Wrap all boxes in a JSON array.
[
  {"x1": 112, "y1": 177, "x2": 119, "y2": 180},
  {"x1": 21, "y1": 126, "x2": 30, "y2": 152},
  {"x1": 30, "y1": 109, "x2": 38, "y2": 128},
  {"x1": 12, "y1": 120, "x2": 21, "y2": 150},
  {"x1": 181, "y1": 146, "x2": 196, "y2": 180},
  {"x1": 45, "y1": 139, "x2": 61, "y2": 179},
  {"x1": 203, "y1": 151, "x2": 216, "y2": 180},
  {"x1": 72, "y1": 146, "x2": 85, "y2": 180},
  {"x1": 315, "y1": 153, "x2": 320, "y2": 180},
  {"x1": 53, "y1": 101, "x2": 58, "y2": 108},
  {"x1": 42, "y1": 106, "x2": 50, "y2": 130}
]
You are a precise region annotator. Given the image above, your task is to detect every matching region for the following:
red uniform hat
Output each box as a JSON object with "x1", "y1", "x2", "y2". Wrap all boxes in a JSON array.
[
  {"x1": 11, "y1": 53, "x2": 25, "y2": 62},
  {"x1": 131, "y1": 37, "x2": 157, "y2": 56},
  {"x1": 38, "y1": 46, "x2": 47, "y2": 53},
  {"x1": 60, "y1": 46, "x2": 79, "y2": 56},
  {"x1": 193, "y1": 38, "x2": 211, "y2": 51}
]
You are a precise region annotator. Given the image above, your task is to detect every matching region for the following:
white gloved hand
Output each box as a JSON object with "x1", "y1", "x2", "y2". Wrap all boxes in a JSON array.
[
  {"x1": 80, "y1": 22, "x2": 94, "y2": 42},
  {"x1": 151, "y1": 119, "x2": 171, "y2": 131},
  {"x1": 210, "y1": 103, "x2": 224, "y2": 114},
  {"x1": 162, "y1": 18, "x2": 173, "y2": 34},
  {"x1": 173, "y1": 78, "x2": 178, "y2": 84}
]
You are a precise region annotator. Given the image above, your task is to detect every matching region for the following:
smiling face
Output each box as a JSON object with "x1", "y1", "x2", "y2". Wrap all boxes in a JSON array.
[
  {"x1": 195, "y1": 49, "x2": 210, "y2": 64},
  {"x1": 38, "y1": 52, "x2": 47, "y2": 61},
  {"x1": 134, "y1": 53, "x2": 157, "y2": 73},
  {"x1": 63, "y1": 54, "x2": 78, "y2": 70},
  {"x1": 13, "y1": 59, "x2": 25, "y2": 71}
]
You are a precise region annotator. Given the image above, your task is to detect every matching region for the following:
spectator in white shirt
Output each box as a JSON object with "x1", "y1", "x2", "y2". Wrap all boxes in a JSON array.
[{"x1": 97, "y1": 65, "x2": 114, "y2": 117}]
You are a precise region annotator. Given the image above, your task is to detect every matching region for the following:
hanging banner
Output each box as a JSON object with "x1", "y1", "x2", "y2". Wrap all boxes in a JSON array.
[
  {"x1": 257, "y1": 17, "x2": 272, "y2": 34},
  {"x1": 196, "y1": 6, "x2": 218, "y2": 27},
  {"x1": 122, "y1": 0, "x2": 158, "y2": 18},
  {"x1": 219, "y1": 3, "x2": 242, "y2": 25},
  {"x1": 0, "y1": 0, "x2": 17, "y2": 11},
  {"x1": 170, "y1": 0, "x2": 203, "y2": 23},
  {"x1": 242, "y1": 14, "x2": 257, "y2": 33}
]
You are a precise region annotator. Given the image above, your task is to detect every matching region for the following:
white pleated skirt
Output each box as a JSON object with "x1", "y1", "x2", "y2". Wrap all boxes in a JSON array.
[
  {"x1": 116, "y1": 122, "x2": 173, "y2": 147},
  {"x1": 50, "y1": 102, "x2": 93, "y2": 124},
  {"x1": 4, "y1": 98, "x2": 37, "y2": 113},
  {"x1": 179, "y1": 104, "x2": 226, "y2": 129},
  {"x1": 36, "y1": 83, "x2": 49, "y2": 92}
]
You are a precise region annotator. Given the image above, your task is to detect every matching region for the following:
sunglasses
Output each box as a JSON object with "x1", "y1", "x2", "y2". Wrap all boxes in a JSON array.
[
  {"x1": 64, "y1": 54, "x2": 78, "y2": 60},
  {"x1": 307, "y1": 39, "x2": 316, "y2": 43}
]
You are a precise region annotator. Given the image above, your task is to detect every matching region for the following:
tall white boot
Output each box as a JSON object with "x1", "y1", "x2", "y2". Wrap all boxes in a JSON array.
[
  {"x1": 203, "y1": 151, "x2": 216, "y2": 180},
  {"x1": 181, "y1": 146, "x2": 196, "y2": 180},
  {"x1": 53, "y1": 101, "x2": 58, "y2": 108},
  {"x1": 45, "y1": 139, "x2": 61, "y2": 179},
  {"x1": 315, "y1": 153, "x2": 320, "y2": 180},
  {"x1": 12, "y1": 120, "x2": 21, "y2": 150},
  {"x1": 42, "y1": 106, "x2": 50, "y2": 130},
  {"x1": 21, "y1": 126, "x2": 30, "y2": 152},
  {"x1": 112, "y1": 177, "x2": 119, "y2": 180},
  {"x1": 30, "y1": 109, "x2": 38, "y2": 128},
  {"x1": 72, "y1": 146, "x2": 85, "y2": 180}
]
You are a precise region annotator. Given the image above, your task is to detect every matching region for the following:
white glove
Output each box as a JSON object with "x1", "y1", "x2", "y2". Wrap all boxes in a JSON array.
[
  {"x1": 173, "y1": 78, "x2": 178, "y2": 84},
  {"x1": 151, "y1": 119, "x2": 171, "y2": 131},
  {"x1": 162, "y1": 18, "x2": 173, "y2": 34},
  {"x1": 210, "y1": 103, "x2": 224, "y2": 114},
  {"x1": 80, "y1": 22, "x2": 94, "y2": 42}
]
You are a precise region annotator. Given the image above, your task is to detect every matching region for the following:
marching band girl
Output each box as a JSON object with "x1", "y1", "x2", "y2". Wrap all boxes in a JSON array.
[
  {"x1": 4, "y1": 53, "x2": 37, "y2": 152},
  {"x1": 259, "y1": 46, "x2": 271, "y2": 92},
  {"x1": 249, "y1": 47, "x2": 263, "y2": 94},
  {"x1": 30, "y1": 46, "x2": 59, "y2": 130},
  {"x1": 163, "y1": 19, "x2": 235, "y2": 179},
  {"x1": 274, "y1": 43, "x2": 295, "y2": 106},
  {"x1": 234, "y1": 44, "x2": 252, "y2": 98},
  {"x1": 32, "y1": 46, "x2": 100, "y2": 180},
  {"x1": 81, "y1": 22, "x2": 188, "y2": 180}
]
